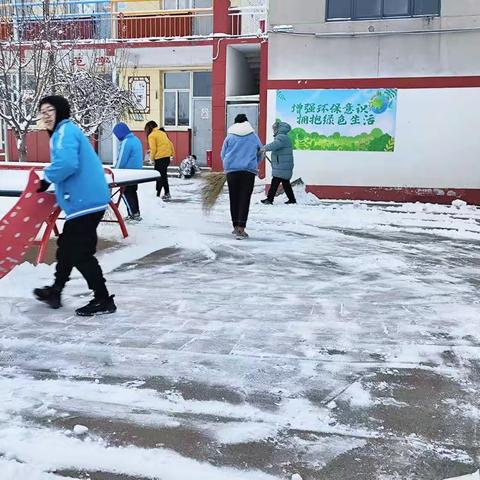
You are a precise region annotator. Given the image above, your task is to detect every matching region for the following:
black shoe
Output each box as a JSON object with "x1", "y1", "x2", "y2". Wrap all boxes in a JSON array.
[
  {"x1": 76, "y1": 295, "x2": 117, "y2": 317},
  {"x1": 33, "y1": 286, "x2": 62, "y2": 309},
  {"x1": 261, "y1": 199, "x2": 273, "y2": 205},
  {"x1": 285, "y1": 200, "x2": 297, "y2": 204}
]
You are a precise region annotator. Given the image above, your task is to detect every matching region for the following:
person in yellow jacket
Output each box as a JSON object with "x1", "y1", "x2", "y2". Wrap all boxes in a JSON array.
[{"x1": 145, "y1": 121, "x2": 175, "y2": 200}]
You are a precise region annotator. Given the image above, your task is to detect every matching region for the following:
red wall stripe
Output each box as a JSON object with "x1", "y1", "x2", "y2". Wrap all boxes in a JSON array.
[{"x1": 304, "y1": 185, "x2": 480, "y2": 205}]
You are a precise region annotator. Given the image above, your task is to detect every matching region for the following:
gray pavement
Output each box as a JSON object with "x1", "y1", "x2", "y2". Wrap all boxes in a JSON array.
[{"x1": 0, "y1": 179, "x2": 479, "y2": 479}]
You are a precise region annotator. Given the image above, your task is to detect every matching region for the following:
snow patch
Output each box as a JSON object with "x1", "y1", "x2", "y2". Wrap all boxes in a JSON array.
[
  {"x1": 444, "y1": 471, "x2": 480, "y2": 480},
  {"x1": 0, "y1": 426, "x2": 280, "y2": 480},
  {"x1": 72, "y1": 425, "x2": 89, "y2": 436}
]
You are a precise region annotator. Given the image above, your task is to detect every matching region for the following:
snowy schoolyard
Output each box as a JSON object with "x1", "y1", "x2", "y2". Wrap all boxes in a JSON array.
[{"x1": 0, "y1": 177, "x2": 479, "y2": 480}]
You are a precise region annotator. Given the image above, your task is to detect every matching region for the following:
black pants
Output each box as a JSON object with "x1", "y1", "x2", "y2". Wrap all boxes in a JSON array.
[
  {"x1": 267, "y1": 176, "x2": 296, "y2": 203},
  {"x1": 123, "y1": 185, "x2": 140, "y2": 216},
  {"x1": 226, "y1": 171, "x2": 255, "y2": 228},
  {"x1": 54, "y1": 211, "x2": 109, "y2": 300},
  {"x1": 154, "y1": 157, "x2": 170, "y2": 196}
]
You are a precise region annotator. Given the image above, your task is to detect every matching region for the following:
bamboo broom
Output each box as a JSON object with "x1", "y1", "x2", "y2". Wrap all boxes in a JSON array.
[
  {"x1": 201, "y1": 172, "x2": 227, "y2": 213},
  {"x1": 201, "y1": 152, "x2": 270, "y2": 213}
]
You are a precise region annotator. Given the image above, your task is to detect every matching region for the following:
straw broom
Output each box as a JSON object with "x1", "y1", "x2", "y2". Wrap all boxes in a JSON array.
[
  {"x1": 201, "y1": 172, "x2": 227, "y2": 213},
  {"x1": 201, "y1": 153, "x2": 270, "y2": 213}
]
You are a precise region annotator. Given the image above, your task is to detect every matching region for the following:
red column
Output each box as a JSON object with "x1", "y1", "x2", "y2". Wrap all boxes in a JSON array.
[
  {"x1": 258, "y1": 39, "x2": 269, "y2": 178},
  {"x1": 211, "y1": 0, "x2": 230, "y2": 171},
  {"x1": 211, "y1": 39, "x2": 227, "y2": 171},
  {"x1": 213, "y1": 0, "x2": 230, "y2": 34}
]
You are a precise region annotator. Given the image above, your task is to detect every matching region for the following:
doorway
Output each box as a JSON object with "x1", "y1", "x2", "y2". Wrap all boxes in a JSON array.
[{"x1": 192, "y1": 97, "x2": 212, "y2": 166}]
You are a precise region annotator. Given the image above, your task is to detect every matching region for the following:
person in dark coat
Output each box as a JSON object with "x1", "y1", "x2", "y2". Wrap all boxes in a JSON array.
[
  {"x1": 33, "y1": 95, "x2": 116, "y2": 316},
  {"x1": 261, "y1": 121, "x2": 296, "y2": 205}
]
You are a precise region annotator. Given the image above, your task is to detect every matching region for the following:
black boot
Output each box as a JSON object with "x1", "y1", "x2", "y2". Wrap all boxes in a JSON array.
[
  {"x1": 33, "y1": 286, "x2": 62, "y2": 309},
  {"x1": 76, "y1": 295, "x2": 117, "y2": 317}
]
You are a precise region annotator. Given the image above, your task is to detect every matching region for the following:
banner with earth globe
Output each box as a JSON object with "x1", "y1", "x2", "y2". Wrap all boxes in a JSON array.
[{"x1": 276, "y1": 88, "x2": 397, "y2": 152}]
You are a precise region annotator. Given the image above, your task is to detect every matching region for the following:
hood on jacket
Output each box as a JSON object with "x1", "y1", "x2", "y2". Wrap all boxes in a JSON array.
[
  {"x1": 227, "y1": 121, "x2": 255, "y2": 137},
  {"x1": 113, "y1": 122, "x2": 131, "y2": 141},
  {"x1": 273, "y1": 121, "x2": 291, "y2": 136}
]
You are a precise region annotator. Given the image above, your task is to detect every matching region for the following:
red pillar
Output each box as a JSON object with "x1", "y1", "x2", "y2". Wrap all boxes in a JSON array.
[
  {"x1": 258, "y1": 39, "x2": 268, "y2": 178},
  {"x1": 211, "y1": 0, "x2": 230, "y2": 171},
  {"x1": 213, "y1": 0, "x2": 230, "y2": 34},
  {"x1": 211, "y1": 39, "x2": 227, "y2": 171}
]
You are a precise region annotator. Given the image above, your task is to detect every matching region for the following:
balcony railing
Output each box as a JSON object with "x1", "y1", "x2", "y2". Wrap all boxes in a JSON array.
[
  {"x1": 229, "y1": 6, "x2": 267, "y2": 36},
  {"x1": 115, "y1": 9, "x2": 214, "y2": 39},
  {"x1": 0, "y1": 2, "x2": 267, "y2": 42}
]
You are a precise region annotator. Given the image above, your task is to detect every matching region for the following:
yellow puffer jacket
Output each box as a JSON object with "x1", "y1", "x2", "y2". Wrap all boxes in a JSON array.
[{"x1": 148, "y1": 128, "x2": 175, "y2": 160}]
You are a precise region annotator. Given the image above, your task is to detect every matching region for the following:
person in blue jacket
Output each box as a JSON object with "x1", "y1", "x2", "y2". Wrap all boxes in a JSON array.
[
  {"x1": 113, "y1": 122, "x2": 143, "y2": 221},
  {"x1": 221, "y1": 113, "x2": 263, "y2": 239},
  {"x1": 33, "y1": 95, "x2": 116, "y2": 316}
]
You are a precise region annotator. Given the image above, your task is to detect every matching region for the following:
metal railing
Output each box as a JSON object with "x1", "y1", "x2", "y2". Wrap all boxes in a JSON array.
[
  {"x1": 115, "y1": 9, "x2": 213, "y2": 39},
  {"x1": 0, "y1": 3, "x2": 267, "y2": 41},
  {"x1": 229, "y1": 6, "x2": 267, "y2": 36},
  {"x1": 0, "y1": 10, "x2": 213, "y2": 41}
]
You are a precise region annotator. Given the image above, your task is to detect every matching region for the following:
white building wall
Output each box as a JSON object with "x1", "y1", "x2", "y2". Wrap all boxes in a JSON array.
[
  {"x1": 267, "y1": 88, "x2": 480, "y2": 189},
  {"x1": 265, "y1": 0, "x2": 480, "y2": 197},
  {"x1": 268, "y1": 0, "x2": 480, "y2": 80},
  {"x1": 128, "y1": 46, "x2": 212, "y2": 68}
]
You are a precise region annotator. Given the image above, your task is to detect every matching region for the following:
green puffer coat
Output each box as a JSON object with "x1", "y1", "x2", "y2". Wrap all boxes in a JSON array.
[{"x1": 264, "y1": 122, "x2": 294, "y2": 180}]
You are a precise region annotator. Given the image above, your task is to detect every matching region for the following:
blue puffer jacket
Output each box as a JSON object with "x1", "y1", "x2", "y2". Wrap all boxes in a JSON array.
[
  {"x1": 113, "y1": 123, "x2": 143, "y2": 169},
  {"x1": 221, "y1": 121, "x2": 263, "y2": 174},
  {"x1": 43, "y1": 119, "x2": 110, "y2": 220},
  {"x1": 264, "y1": 122, "x2": 294, "y2": 180}
]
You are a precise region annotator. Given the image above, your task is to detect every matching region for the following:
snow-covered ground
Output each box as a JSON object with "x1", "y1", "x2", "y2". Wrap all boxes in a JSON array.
[{"x1": 0, "y1": 178, "x2": 479, "y2": 480}]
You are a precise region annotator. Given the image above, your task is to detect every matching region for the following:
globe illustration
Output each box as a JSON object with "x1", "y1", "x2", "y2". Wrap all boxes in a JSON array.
[{"x1": 369, "y1": 93, "x2": 389, "y2": 114}]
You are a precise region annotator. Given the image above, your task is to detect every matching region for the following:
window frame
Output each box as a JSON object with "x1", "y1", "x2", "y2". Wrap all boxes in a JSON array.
[
  {"x1": 163, "y1": 0, "x2": 192, "y2": 10},
  {"x1": 163, "y1": 71, "x2": 192, "y2": 128},
  {"x1": 192, "y1": 71, "x2": 212, "y2": 98},
  {"x1": 326, "y1": 0, "x2": 441, "y2": 22}
]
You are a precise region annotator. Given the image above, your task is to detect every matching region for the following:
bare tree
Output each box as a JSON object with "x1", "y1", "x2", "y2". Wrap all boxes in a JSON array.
[
  {"x1": 53, "y1": 47, "x2": 137, "y2": 137},
  {"x1": 0, "y1": 5, "x2": 75, "y2": 160},
  {"x1": 0, "y1": 4, "x2": 135, "y2": 160}
]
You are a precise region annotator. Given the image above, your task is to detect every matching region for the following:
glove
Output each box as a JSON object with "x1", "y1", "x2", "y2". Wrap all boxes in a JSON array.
[{"x1": 37, "y1": 179, "x2": 51, "y2": 193}]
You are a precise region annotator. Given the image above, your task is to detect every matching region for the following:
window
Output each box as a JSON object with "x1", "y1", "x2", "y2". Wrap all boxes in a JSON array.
[
  {"x1": 164, "y1": 72, "x2": 189, "y2": 89},
  {"x1": 414, "y1": 0, "x2": 439, "y2": 15},
  {"x1": 164, "y1": 72, "x2": 191, "y2": 127},
  {"x1": 193, "y1": 72, "x2": 211, "y2": 97},
  {"x1": 327, "y1": 0, "x2": 350, "y2": 19},
  {"x1": 163, "y1": 0, "x2": 191, "y2": 9},
  {"x1": 354, "y1": 0, "x2": 381, "y2": 18},
  {"x1": 384, "y1": 0, "x2": 410, "y2": 16},
  {"x1": 326, "y1": 0, "x2": 440, "y2": 20},
  {"x1": 163, "y1": 0, "x2": 211, "y2": 8}
]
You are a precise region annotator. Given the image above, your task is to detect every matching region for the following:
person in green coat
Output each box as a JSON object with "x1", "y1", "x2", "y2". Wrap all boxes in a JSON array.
[{"x1": 261, "y1": 121, "x2": 296, "y2": 205}]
